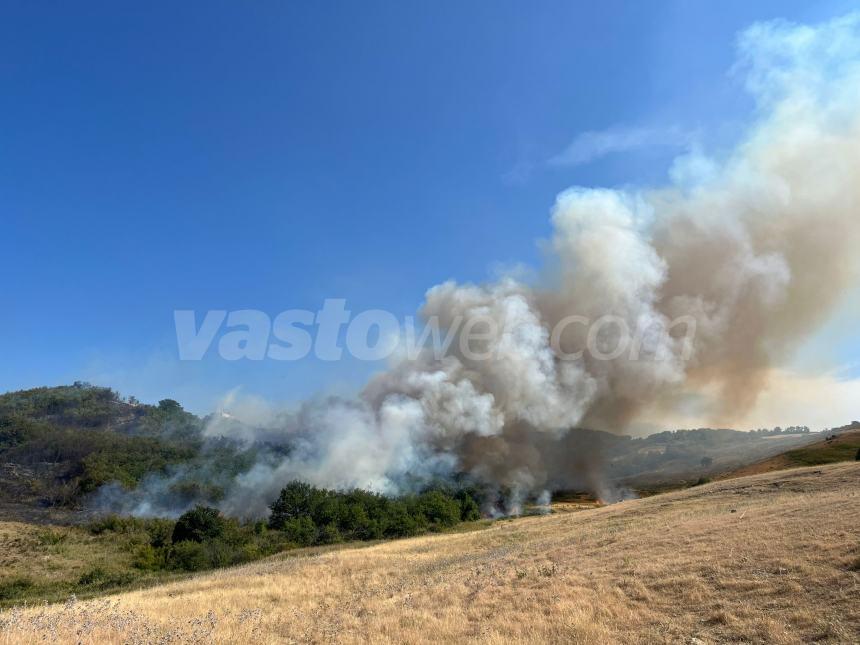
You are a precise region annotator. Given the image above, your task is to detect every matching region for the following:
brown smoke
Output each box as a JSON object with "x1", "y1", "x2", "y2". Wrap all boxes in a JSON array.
[{"x1": 214, "y1": 14, "x2": 860, "y2": 514}]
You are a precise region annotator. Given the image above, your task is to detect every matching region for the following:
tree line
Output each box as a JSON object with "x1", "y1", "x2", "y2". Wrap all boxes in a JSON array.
[{"x1": 92, "y1": 482, "x2": 483, "y2": 574}]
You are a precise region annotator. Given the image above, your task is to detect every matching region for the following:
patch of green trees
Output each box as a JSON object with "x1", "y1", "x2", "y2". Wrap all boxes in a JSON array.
[
  {"x1": 90, "y1": 483, "x2": 483, "y2": 574},
  {"x1": 267, "y1": 481, "x2": 481, "y2": 544}
]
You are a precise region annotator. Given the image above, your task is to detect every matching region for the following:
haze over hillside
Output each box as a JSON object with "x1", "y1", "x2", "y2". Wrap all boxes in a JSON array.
[{"x1": 0, "y1": 383, "x2": 830, "y2": 524}]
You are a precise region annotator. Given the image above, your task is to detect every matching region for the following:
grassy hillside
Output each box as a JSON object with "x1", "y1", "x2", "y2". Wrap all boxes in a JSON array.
[
  {"x1": 0, "y1": 384, "x2": 202, "y2": 510},
  {"x1": 0, "y1": 383, "x2": 826, "y2": 523},
  {"x1": 606, "y1": 428, "x2": 822, "y2": 493},
  {"x1": 0, "y1": 384, "x2": 262, "y2": 519},
  {"x1": 720, "y1": 426, "x2": 860, "y2": 480},
  {"x1": 1, "y1": 463, "x2": 857, "y2": 643},
  {"x1": 0, "y1": 485, "x2": 488, "y2": 607},
  {"x1": 0, "y1": 520, "x2": 184, "y2": 606}
]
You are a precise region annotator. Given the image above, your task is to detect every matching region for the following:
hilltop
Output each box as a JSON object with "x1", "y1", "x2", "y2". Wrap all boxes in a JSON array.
[
  {"x1": 0, "y1": 384, "x2": 252, "y2": 522},
  {"x1": 2, "y1": 462, "x2": 857, "y2": 643}
]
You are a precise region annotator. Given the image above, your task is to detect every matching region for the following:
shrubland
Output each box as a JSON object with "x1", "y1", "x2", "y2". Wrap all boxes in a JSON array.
[{"x1": 0, "y1": 482, "x2": 485, "y2": 606}]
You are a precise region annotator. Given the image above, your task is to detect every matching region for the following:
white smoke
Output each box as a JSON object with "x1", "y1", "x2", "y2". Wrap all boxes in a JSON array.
[
  {"x1": 218, "y1": 13, "x2": 860, "y2": 515},
  {"x1": 111, "y1": 14, "x2": 860, "y2": 518}
]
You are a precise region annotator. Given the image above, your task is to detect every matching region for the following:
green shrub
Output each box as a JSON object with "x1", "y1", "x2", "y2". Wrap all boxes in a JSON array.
[
  {"x1": 170, "y1": 541, "x2": 210, "y2": 571},
  {"x1": 317, "y1": 522, "x2": 343, "y2": 545},
  {"x1": 131, "y1": 544, "x2": 160, "y2": 570},
  {"x1": 0, "y1": 577, "x2": 34, "y2": 601},
  {"x1": 146, "y1": 519, "x2": 175, "y2": 547},
  {"x1": 172, "y1": 506, "x2": 226, "y2": 543},
  {"x1": 203, "y1": 540, "x2": 235, "y2": 568},
  {"x1": 384, "y1": 501, "x2": 422, "y2": 538},
  {"x1": 279, "y1": 517, "x2": 317, "y2": 546},
  {"x1": 76, "y1": 568, "x2": 136, "y2": 590},
  {"x1": 458, "y1": 494, "x2": 481, "y2": 521},
  {"x1": 237, "y1": 542, "x2": 262, "y2": 563},
  {"x1": 416, "y1": 491, "x2": 462, "y2": 530},
  {"x1": 77, "y1": 567, "x2": 107, "y2": 586},
  {"x1": 88, "y1": 515, "x2": 175, "y2": 548}
]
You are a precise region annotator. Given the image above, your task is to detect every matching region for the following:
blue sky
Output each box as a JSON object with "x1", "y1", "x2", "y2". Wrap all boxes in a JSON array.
[{"x1": 2, "y1": 1, "x2": 856, "y2": 414}]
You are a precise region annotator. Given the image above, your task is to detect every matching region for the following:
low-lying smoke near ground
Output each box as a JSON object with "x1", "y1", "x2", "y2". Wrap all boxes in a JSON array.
[{"x1": 103, "y1": 15, "x2": 860, "y2": 518}]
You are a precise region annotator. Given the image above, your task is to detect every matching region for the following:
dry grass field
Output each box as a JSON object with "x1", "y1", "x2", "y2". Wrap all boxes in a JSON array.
[{"x1": 1, "y1": 462, "x2": 858, "y2": 644}]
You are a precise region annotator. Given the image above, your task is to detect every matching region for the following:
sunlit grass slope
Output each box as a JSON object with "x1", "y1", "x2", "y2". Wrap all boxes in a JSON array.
[{"x1": 2, "y1": 462, "x2": 858, "y2": 644}]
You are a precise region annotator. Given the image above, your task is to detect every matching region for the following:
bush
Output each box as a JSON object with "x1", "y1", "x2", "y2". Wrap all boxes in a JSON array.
[
  {"x1": 0, "y1": 577, "x2": 34, "y2": 601},
  {"x1": 77, "y1": 568, "x2": 136, "y2": 590},
  {"x1": 88, "y1": 515, "x2": 176, "y2": 555},
  {"x1": 416, "y1": 491, "x2": 462, "y2": 530},
  {"x1": 204, "y1": 540, "x2": 236, "y2": 568},
  {"x1": 458, "y1": 494, "x2": 481, "y2": 522},
  {"x1": 384, "y1": 501, "x2": 422, "y2": 538},
  {"x1": 172, "y1": 506, "x2": 226, "y2": 544},
  {"x1": 146, "y1": 519, "x2": 175, "y2": 548},
  {"x1": 132, "y1": 544, "x2": 160, "y2": 570},
  {"x1": 279, "y1": 517, "x2": 317, "y2": 546},
  {"x1": 170, "y1": 540, "x2": 210, "y2": 571},
  {"x1": 317, "y1": 522, "x2": 342, "y2": 545},
  {"x1": 77, "y1": 567, "x2": 107, "y2": 586}
]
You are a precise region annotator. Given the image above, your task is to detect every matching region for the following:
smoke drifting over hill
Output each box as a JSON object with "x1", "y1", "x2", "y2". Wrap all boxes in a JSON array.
[{"x1": 110, "y1": 15, "x2": 860, "y2": 518}]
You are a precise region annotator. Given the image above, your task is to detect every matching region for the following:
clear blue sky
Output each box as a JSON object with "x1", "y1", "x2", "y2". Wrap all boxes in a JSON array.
[{"x1": 2, "y1": 1, "x2": 854, "y2": 413}]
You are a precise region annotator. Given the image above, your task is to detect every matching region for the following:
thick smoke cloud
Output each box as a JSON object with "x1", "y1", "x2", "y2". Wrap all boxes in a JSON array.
[{"x1": 109, "y1": 15, "x2": 860, "y2": 518}]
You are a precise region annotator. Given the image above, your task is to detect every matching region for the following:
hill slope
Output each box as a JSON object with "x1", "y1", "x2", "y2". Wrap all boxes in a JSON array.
[
  {"x1": 3, "y1": 463, "x2": 858, "y2": 644},
  {"x1": 719, "y1": 427, "x2": 860, "y2": 480},
  {"x1": 0, "y1": 384, "x2": 827, "y2": 523}
]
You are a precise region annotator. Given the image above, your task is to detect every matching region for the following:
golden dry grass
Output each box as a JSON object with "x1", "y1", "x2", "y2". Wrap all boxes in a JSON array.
[{"x1": 2, "y1": 462, "x2": 858, "y2": 644}]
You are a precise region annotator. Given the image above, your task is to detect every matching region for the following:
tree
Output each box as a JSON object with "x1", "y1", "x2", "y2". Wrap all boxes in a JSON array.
[
  {"x1": 269, "y1": 481, "x2": 323, "y2": 529},
  {"x1": 383, "y1": 501, "x2": 421, "y2": 538},
  {"x1": 416, "y1": 491, "x2": 462, "y2": 530},
  {"x1": 279, "y1": 517, "x2": 317, "y2": 546},
  {"x1": 317, "y1": 522, "x2": 343, "y2": 545},
  {"x1": 158, "y1": 399, "x2": 183, "y2": 414},
  {"x1": 458, "y1": 494, "x2": 481, "y2": 521},
  {"x1": 172, "y1": 506, "x2": 227, "y2": 543},
  {"x1": 455, "y1": 489, "x2": 481, "y2": 521},
  {"x1": 170, "y1": 540, "x2": 210, "y2": 571},
  {"x1": 700, "y1": 456, "x2": 713, "y2": 468}
]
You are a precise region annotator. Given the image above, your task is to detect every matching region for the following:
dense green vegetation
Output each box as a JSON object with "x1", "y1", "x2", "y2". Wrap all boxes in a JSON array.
[
  {"x1": 268, "y1": 481, "x2": 481, "y2": 543},
  {"x1": 85, "y1": 483, "x2": 484, "y2": 578},
  {"x1": 88, "y1": 511, "x2": 293, "y2": 575},
  {"x1": 0, "y1": 383, "x2": 256, "y2": 509}
]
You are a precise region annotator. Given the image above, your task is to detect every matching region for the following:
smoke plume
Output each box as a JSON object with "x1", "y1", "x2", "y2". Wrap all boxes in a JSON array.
[{"x1": 109, "y1": 14, "x2": 860, "y2": 517}]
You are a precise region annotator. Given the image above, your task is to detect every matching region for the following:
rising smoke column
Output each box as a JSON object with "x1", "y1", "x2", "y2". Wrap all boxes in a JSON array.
[
  {"x1": 107, "y1": 14, "x2": 860, "y2": 518},
  {"x1": 337, "y1": 14, "x2": 860, "y2": 500}
]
